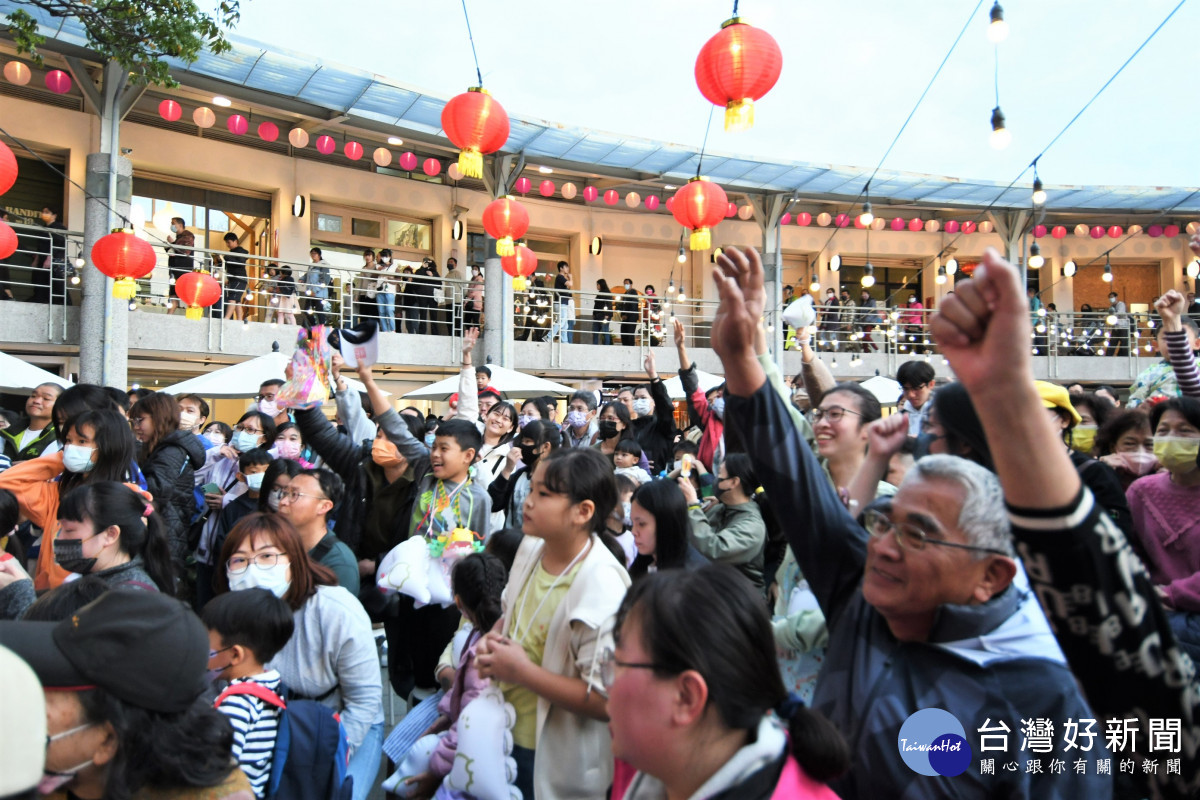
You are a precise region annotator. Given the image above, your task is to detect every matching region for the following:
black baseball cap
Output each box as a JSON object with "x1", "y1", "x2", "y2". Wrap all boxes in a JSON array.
[{"x1": 0, "y1": 588, "x2": 209, "y2": 713}]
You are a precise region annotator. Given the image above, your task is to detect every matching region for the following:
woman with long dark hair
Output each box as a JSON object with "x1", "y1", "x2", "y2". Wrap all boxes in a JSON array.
[
  {"x1": 593, "y1": 278, "x2": 614, "y2": 345},
  {"x1": 0, "y1": 408, "x2": 142, "y2": 590},
  {"x1": 129, "y1": 392, "x2": 204, "y2": 570},
  {"x1": 628, "y1": 478, "x2": 708, "y2": 577}
]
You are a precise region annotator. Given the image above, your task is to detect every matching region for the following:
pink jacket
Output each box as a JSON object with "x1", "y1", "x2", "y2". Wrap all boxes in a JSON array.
[
  {"x1": 429, "y1": 630, "x2": 489, "y2": 777},
  {"x1": 899, "y1": 301, "x2": 924, "y2": 326},
  {"x1": 691, "y1": 388, "x2": 725, "y2": 472}
]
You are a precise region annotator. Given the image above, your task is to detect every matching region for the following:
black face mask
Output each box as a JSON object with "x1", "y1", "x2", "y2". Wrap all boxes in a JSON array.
[
  {"x1": 54, "y1": 536, "x2": 98, "y2": 575},
  {"x1": 913, "y1": 432, "x2": 940, "y2": 461},
  {"x1": 597, "y1": 420, "x2": 620, "y2": 439},
  {"x1": 518, "y1": 443, "x2": 540, "y2": 465}
]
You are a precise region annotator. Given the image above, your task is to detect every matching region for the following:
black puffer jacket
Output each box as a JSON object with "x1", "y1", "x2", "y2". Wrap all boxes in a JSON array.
[{"x1": 141, "y1": 430, "x2": 205, "y2": 567}]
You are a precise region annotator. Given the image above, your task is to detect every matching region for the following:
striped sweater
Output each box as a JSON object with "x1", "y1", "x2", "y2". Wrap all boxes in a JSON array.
[{"x1": 215, "y1": 671, "x2": 282, "y2": 799}]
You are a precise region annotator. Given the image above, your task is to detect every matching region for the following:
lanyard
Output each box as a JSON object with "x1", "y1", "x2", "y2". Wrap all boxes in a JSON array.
[{"x1": 509, "y1": 539, "x2": 591, "y2": 645}]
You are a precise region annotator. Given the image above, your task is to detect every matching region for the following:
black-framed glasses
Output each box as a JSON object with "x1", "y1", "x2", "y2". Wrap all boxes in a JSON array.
[
  {"x1": 226, "y1": 552, "x2": 288, "y2": 573},
  {"x1": 863, "y1": 508, "x2": 1009, "y2": 556},
  {"x1": 254, "y1": 393, "x2": 276, "y2": 402},
  {"x1": 233, "y1": 424, "x2": 262, "y2": 435},
  {"x1": 599, "y1": 647, "x2": 668, "y2": 690},
  {"x1": 812, "y1": 405, "x2": 861, "y2": 423},
  {"x1": 278, "y1": 488, "x2": 327, "y2": 503}
]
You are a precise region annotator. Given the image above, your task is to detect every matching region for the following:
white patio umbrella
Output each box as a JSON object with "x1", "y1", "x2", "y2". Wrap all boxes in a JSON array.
[
  {"x1": 160, "y1": 352, "x2": 383, "y2": 398},
  {"x1": 661, "y1": 369, "x2": 724, "y2": 400},
  {"x1": 861, "y1": 374, "x2": 904, "y2": 405},
  {"x1": 0, "y1": 351, "x2": 74, "y2": 393},
  {"x1": 402, "y1": 364, "x2": 574, "y2": 401}
]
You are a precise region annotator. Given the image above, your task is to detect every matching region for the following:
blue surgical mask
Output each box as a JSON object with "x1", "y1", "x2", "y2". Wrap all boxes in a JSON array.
[
  {"x1": 913, "y1": 432, "x2": 940, "y2": 460},
  {"x1": 632, "y1": 398, "x2": 653, "y2": 417},
  {"x1": 232, "y1": 430, "x2": 260, "y2": 452},
  {"x1": 710, "y1": 397, "x2": 726, "y2": 420},
  {"x1": 62, "y1": 445, "x2": 96, "y2": 474},
  {"x1": 424, "y1": 433, "x2": 437, "y2": 448},
  {"x1": 244, "y1": 472, "x2": 265, "y2": 491}
]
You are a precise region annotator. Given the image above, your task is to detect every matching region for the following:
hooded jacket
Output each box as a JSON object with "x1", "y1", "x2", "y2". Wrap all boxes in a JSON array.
[
  {"x1": 141, "y1": 430, "x2": 206, "y2": 567},
  {"x1": 726, "y1": 381, "x2": 1111, "y2": 799},
  {"x1": 0, "y1": 422, "x2": 57, "y2": 462}
]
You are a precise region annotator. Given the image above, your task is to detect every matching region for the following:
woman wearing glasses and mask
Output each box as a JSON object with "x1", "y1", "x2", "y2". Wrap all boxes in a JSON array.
[
  {"x1": 675, "y1": 453, "x2": 768, "y2": 590},
  {"x1": 215, "y1": 512, "x2": 383, "y2": 800}
]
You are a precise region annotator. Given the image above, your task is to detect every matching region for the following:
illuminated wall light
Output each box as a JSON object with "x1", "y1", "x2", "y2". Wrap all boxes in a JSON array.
[
  {"x1": 452, "y1": 219, "x2": 464, "y2": 240},
  {"x1": 387, "y1": 136, "x2": 404, "y2": 146},
  {"x1": 538, "y1": 166, "x2": 554, "y2": 174},
  {"x1": 291, "y1": 195, "x2": 306, "y2": 217},
  {"x1": 212, "y1": 95, "x2": 232, "y2": 107},
  {"x1": 589, "y1": 236, "x2": 603, "y2": 255},
  {"x1": 829, "y1": 254, "x2": 841, "y2": 272},
  {"x1": 945, "y1": 258, "x2": 958, "y2": 275},
  {"x1": 1187, "y1": 259, "x2": 1200, "y2": 279}
]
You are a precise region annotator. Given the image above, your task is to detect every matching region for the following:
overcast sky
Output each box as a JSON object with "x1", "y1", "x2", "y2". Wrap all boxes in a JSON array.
[{"x1": 238, "y1": 0, "x2": 1197, "y2": 191}]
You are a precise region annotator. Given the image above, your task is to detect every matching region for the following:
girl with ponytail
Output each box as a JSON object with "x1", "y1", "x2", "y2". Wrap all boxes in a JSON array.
[
  {"x1": 607, "y1": 565, "x2": 849, "y2": 800},
  {"x1": 0, "y1": 481, "x2": 176, "y2": 619},
  {"x1": 402, "y1": 552, "x2": 509, "y2": 797}
]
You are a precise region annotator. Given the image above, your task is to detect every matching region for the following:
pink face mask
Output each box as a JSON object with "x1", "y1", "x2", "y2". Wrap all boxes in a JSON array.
[
  {"x1": 275, "y1": 440, "x2": 301, "y2": 460},
  {"x1": 1118, "y1": 451, "x2": 1159, "y2": 476}
]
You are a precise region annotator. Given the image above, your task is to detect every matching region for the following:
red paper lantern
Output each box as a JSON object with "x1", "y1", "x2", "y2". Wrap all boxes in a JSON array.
[
  {"x1": 645, "y1": 195, "x2": 661, "y2": 211},
  {"x1": 962, "y1": 221, "x2": 977, "y2": 235},
  {"x1": 501, "y1": 244, "x2": 538, "y2": 291},
  {"x1": 315, "y1": 135, "x2": 335, "y2": 155},
  {"x1": 726, "y1": 202, "x2": 738, "y2": 219},
  {"x1": 0, "y1": 220, "x2": 16, "y2": 259},
  {"x1": 515, "y1": 176, "x2": 532, "y2": 194},
  {"x1": 671, "y1": 177, "x2": 728, "y2": 250},
  {"x1": 423, "y1": 158, "x2": 441, "y2": 176},
  {"x1": 0, "y1": 141, "x2": 17, "y2": 196},
  {"x1": 44, "y1": 69, "x2": 71, "y2": 94},
  {"x1": 399, "y1": 152, "x2": 418, "y2": 171},
  {"x1": 853, "y1": 214, "x2": 867, "y2": 229},
  {"x1": 257, "y1": 121, "x2": 279, "y2": 142},
  {"x1": 482, "y1": 196, "x2": 529, "y2": 257},
  {"x1": 173, "y1": 270, "x2": 222, "y2": 320},
  {"x1": 694, "y1": 18, "x2": 782, "y2": 131},
  {"x1": 91, "y1": 230, "x2": 156, "y2": 299},
  {"x1": 158, "y1": 99, "x2": 182, "y2": 122},
  {"x1": 1033, "y1": 224, "x2": 1047, "y2": 238},
  {"x1": 539, "y1": 179, "x2": 555, "y2": 197},
  {"x1": 441, "y1": 87, "x2": 510, "y2": 180},
  {"x1": 796, "y1": 212, "x2": 812, "y2": 226},
  {"x1": 1051, "y1": 225, "x2": 1067, "y2": 239},
  {"x1": 779, "y1": 212, "x2": 791, "y2": 225},
  {"x1": 890, "y1": 217, "x2": 905, "y2": 231},
  {"x1": 835, "y1": 213, "x2": 850, "y2": 228},
  {"x1": 345, "y1": 141, "x2": 363, "y2": 161},
  {"x1": 1164, "y1": 224, "x2": 1181, "y2": 238},
  {"x1": 1108, "y1": 225, "x2": 1123, "y2": 239},
  {"x1": 604, "y1": 189, "x2": 619, "y2": 206},
  {"x1": 1090, "y1": 225, "x2": 1104, "y2": 239},
  {"x1": 665, "y1": 196, "x2": 675, "y2": 212},
  {"x1": 908, "y1": 218, "x2": 923, "y2": 232},
  {"x1": 1147, "y1": 224, "x2": 1164, "y2": 238},
  {"x1": 583, "y1": 185, "x2": 599, "y2": 203},
  {"x1": 227, "y1": 115, "x2": 248, "y2": 136},
  {"x1": 945, "y1": 220, "x2": 960, "y2": 234}
]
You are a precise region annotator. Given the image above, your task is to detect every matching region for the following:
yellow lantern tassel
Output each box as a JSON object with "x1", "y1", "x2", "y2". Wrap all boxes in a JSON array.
[
  {"x1": 724, "y1": 99, "x2": 754, "y2": 132},
  {"x1": 496, "y1": 236, "x2": 515, "y2": 257},
  {"x1": 458, "y1": 148, "x2": 483, "y2": 179},
  {"x1": 112, "y1": 277, "x2": 137, "y2": 299},
  {"x1": 513, "y1": 275, "x2": 528, "y2": 292},
  {"x1": 690, "y1": 228, "x2": 712, "y2": 251},
  {"x1": 185, "y1": 305, "x2": 203, "y2": 321}
]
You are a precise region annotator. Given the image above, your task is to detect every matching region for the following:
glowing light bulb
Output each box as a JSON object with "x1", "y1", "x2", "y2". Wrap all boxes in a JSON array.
[
  {"x1": 987, "y1": 2, "x2": 1009, "y2": 43},
  {"x1": 990, "y1": 107, "x2": 1010, "y2": 150},
  {"x1": 809, "y1": 275, "x2": 820, "y2": 293},
  {"x1": 1028, "y1": 242, "x2": 1044, "y2": 269},
  {"x1": 676, "y1": 246, "x2": 687, "y2": 264},
  {"x1": 1032, "y1": 178, "x2": 1046, "y2": 206},
  {"x1": 858, "y1": 202, "x2": 874, "y2": 227},
  {"x1": 936, "y1": 266, "x2": 947, "y2": 285}
]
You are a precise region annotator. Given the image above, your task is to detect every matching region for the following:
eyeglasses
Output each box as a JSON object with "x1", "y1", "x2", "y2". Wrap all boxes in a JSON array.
[
  {"x1": 812, "y1": 405, "x2": 861, "y2": 423},
  {"x1": 277, "y1": 488, "x2": 327, "y2": 503},
  {"x1": 863, "y1": 508, "x2": 1009, "y2": 556},
  {"x1": 255, "y1": 393, "x2": 276, "y2": 402},
  {"x1": 233, "y1": 424, "x2": 262, "y2": 435},
  {"x1": 227, "y1": 552, "x2": 288, "y2": 573},
  {"x1": 598, "y1": 647, "x2": 667, "y2": 690},
  {"x1": 128, "y1": 416, "x2": 146, "y2": 425}
]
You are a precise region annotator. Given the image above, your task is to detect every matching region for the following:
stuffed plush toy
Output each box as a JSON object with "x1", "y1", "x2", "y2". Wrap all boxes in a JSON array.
[
  {"x1": 442, "y1": 686, "x2": 521, "y2": 800},
  {"x1": 380, "y1": 734, "x2": 439, "y2": 797}
]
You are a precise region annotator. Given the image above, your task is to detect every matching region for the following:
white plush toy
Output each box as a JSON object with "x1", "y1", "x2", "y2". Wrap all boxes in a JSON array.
[
  {"x1": 379, "y1": 734, "x2": 439, "y2": 796},
  {"x1": 782, "y1": 294, "x2": 816, "y2": 331},
  {"x1": 377, "y1": 530, "x2": 483, "y2": 608},
  {"x1": 443, "y1": 686, "x2": 521, "y2": 800}
]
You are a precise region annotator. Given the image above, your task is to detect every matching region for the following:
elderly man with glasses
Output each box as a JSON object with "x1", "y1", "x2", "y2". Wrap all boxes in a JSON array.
[{"x1": 711, "y1": 245, "x2": 1109, "y2": 798}]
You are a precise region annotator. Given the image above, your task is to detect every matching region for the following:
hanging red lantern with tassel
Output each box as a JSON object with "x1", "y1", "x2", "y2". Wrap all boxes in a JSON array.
[
  {"x1": 501, "y1": 244, "x2": 538, "y2": 291},
  {"x1": 671, "y1": 177, "x2": 728, "y2": 250},
  {"x1": 441, "y1": 87, "x2": 510, "y2": 180},
  {"x1": 694, "y1": 17, "x2": 782, "y2": 131},
  {"x1": 174, "y1": 270, "x2": 222, "y2": 320},
  {"x1": 91, "y1": 230, "x2": 156, "y2": 299},
  {"x1": 482, "y1": 196, "x2": 530, "y2": 257}
]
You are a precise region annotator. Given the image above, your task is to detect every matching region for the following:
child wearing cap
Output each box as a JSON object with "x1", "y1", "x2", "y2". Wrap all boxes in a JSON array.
[{"x1": 203, "y1": 588, "x2": 296, "y2": 799}]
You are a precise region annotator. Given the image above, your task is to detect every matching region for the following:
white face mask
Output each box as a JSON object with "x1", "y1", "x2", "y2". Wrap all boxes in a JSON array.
[
  {"x1": 259, "y1": 399, "x2": 280, "y2": 418},
  {"x1": 228, "y1": 562, "x2": 291, "y2": 597},
  {"x1": 244, "y1": 472, "x2": 265, "y2": 491},
  {"x1": 204, "y1": 430, "x2": 226, "y2": 446},
  {"x1": 179, "y1": 410, "x2": 199, "y2": 432},
  {"x1": 39, "y1": 723, "x2": 96, "y2": 794},
  {"x1": 62, "y1": 445, "x2": 96, "y2": 474},
  {"x1": 267, "y1": 489, "x2": 282, "y2": 511},
  {"x1": 632, "y1": 398, "x2": 653, "y2": 417}
]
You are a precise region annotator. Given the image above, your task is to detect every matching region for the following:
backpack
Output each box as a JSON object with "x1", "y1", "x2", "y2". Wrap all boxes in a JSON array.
[{"x1": 215, "y1": 682, "x2": 354, "y2": 800}]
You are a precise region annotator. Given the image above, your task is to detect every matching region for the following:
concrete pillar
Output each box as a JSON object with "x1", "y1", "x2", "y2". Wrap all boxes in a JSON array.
[{"x1": 79, "y1": 152, "x2": 132, "y2": 387}]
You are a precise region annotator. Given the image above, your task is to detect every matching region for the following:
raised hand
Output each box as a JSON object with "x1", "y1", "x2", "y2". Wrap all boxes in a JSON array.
[
  {"x1": 643, "y1": 350, "x2": 658, "y2": 380},
  {"x1": 711, "y1": 246, "x2": 764, "y2": 362},
  {"x1": 673, "y1": 317, "x2": 685, "y2": 349},
  {"x1": 462, "y1": 326, "x2": 480, "y2": 359},
  {"x1": 1155, "y1": 290, "x2": 1186, "y2": 332},
  {"x1": 929, "y1": 247, "x2": 1030, "y2": 398},
  {"x1": 865, "y1": 412, "x2": 910, "y2": 460}
]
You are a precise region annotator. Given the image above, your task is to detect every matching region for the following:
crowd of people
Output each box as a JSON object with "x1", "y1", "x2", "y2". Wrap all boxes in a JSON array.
[{"x1": 1, "y1": 236, "x2": 1200, "y2": 799}]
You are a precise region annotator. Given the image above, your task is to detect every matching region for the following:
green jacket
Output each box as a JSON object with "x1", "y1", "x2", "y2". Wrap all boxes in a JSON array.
[
  {"x1": 1, "y1": 423, "x2": 57, "y2": 463},
  {"x1": 688, "y1": 499, "x2": 766, "y2": 588}
]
